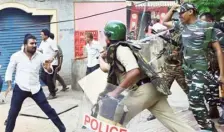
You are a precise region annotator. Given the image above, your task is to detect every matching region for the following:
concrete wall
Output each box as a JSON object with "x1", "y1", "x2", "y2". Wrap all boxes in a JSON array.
[
  {"x1": 0, "y1": 0, "x2": 75, "y2": 85},
  {"x1": 74, "y1": 1, "x2": 127, "y2": 46},
  {"x1": 72, "y1": 1, "x2": 127, "y2": 90},
  {"x1": 71, "y1": 59, "x2": 87, "y2": 91},
  {"x1": 0, "y1": 0, "x2": 168, "y2": 91}
]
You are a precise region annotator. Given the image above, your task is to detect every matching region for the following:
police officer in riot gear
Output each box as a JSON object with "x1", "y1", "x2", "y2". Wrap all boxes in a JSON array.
[{"x1": 98, "y1": 20, "x2": 196, "y2": 131}]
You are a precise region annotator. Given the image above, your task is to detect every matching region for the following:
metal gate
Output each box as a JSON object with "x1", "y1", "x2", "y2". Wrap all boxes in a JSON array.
[{"x1": 0, "y1": 8, "x2": 50, "y2": 91}]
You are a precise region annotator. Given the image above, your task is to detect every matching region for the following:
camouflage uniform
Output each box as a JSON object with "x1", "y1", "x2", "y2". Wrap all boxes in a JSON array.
[
  {"x1": 206, "y1": 49, "x2": 220, "y2": 107},
  {"x1": 173, "y1": 19, "x2": 218, "y2": 131},
  {"x1": 162, "y1": 30, "x2": 189, "y2": 94},
  {"x1": 206, "y1": 28, "x2": 224, "y2": 107}
]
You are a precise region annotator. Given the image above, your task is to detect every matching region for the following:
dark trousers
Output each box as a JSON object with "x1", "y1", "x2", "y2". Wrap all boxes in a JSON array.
[
  {"x1": 55, "y1": 74, "x2": 67, "y2": 88},
  {"x1": 41, "y1": 66, "x2": 57, "y2": 96},
  {"x1": 206, "y1": 70, "x2": 221, "y2": 107},
  {"x1": 5, "y1": 84, "x2": 66, "y2": 132},
  {"x1": 86, "y1": 64, "x2": 100, "y2": 75},
  {"x1": 52, "y1": 67, "x2": 67, "y2": 89},
  {"x1": 0, "y1": 75, "x2": 3, "y2": 92}
]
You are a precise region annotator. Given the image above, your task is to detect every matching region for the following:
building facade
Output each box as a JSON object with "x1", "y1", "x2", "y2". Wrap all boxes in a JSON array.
[
  {"x1": 0, "y1": 0, "x2": 177, "y2": 91},
  {"x1": 0, "y1": 0, "x2": 74, "y2": 91}
]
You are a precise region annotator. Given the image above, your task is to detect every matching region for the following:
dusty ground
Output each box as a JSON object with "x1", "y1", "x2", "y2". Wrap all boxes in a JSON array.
[{"x1": 0, "y1": 82, "x2": 224, "y2": 132}]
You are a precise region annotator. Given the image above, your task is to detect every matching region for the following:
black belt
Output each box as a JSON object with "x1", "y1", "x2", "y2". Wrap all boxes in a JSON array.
[{"x1": 136, "y1": 78, "x2": 151, "y2": 87}]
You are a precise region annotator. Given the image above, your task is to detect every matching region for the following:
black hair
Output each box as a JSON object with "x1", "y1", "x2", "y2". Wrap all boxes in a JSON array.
[
  {"x1": 192, "y1": 9, "x2": 197, "y2": 16},
  {"x1": 200, "y1": 12, "x2": 215, "y2": 21},
  {"x1": 41, "y1": 29, "x2": 50, "y2": 37},
  {"x1": 155, "y1": 18, "x2": 160, "y2": 23},
  {"x1": 24, "y1": 34, "x2": 36, "y2": 45},
  {"x1": 24, "y1": 33, "x2": 32, "y2": 38},
  {"x1": 85, "y1": 32, "x2": 93, "y2": 39},
  {"x1": 49, "y1": 33, "x2": 55, "y2": 40}
]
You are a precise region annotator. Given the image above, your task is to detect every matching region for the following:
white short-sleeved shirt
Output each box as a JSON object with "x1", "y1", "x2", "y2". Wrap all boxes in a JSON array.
[
  {"x1": 39, "y1": 38, "x2": 58, "y2": 65},
  {"x1": 86, "y1": 40, "x2": 104, "y2": 67}
]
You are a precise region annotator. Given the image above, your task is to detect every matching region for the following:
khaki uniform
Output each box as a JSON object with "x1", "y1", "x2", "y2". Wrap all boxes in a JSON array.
[{"x1": 99, "y1": 46, "x2": 196, "y2": 132}]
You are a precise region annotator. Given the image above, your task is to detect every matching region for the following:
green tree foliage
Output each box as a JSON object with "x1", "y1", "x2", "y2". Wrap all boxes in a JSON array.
[{"x1": 189, "y1": 0, "x2": 224, "y2": 20}]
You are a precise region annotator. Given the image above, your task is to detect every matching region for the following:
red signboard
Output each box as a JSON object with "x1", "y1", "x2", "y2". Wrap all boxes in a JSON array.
[
  {"x1": 74, "y1": 30, "x2": 98, "y2": 58},
  {"x1": 129, "y1": 10, "x2": 139, "y2": 40}
]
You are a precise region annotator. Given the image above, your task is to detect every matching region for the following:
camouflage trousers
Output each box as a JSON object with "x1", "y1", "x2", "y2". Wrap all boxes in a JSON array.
[
  {"x1": 184, "y1": 69, "x2": 214, "y2": 130},
  {"x1": 161, "y1": 62, "x2": 189, "y2": 94},
  {"x1": 206, "y1": 70, "x2": 221, "y2": 107}
]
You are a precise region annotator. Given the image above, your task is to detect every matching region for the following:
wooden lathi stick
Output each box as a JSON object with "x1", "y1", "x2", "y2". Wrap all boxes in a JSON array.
[{"x1": 219, "y1": 85, "x2": 224, "y2": 98}]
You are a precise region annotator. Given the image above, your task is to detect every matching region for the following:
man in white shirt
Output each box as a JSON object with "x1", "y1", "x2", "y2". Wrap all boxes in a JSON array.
[
  {"x1": 4, "y1": 35, "x2": 66, "y2": 132},
  {"x1": 80, "y1": 32, "x2": 104, "y2": 129},
  {"x1": 49, "y1": 33, "x2": 69, "y2": 91},
  {"x1": 77, "y1": 32, "x2": 104, "y2": 75},
  {"x1": 39, "y1": 29, "x2": 59, "y2": 99}
]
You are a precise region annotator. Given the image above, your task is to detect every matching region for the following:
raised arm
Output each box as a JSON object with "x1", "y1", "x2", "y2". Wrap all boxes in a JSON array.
[{"x1": 163, "y1": 4, "x2": 180, "y2": 28}]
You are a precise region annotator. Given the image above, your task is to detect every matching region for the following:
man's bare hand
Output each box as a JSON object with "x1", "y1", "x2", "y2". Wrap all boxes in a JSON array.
[
  {"x1": 5, "y1": 85, "x2": 12, "y2": 97},
  {"x1": 107, "y1": 91, "x2": 119, "y2": 98},
  {"x1": 100, "y1": 51, "x2": 107, "y2": 59},
  {"x1": 49, "y1": 58, "x2": 54, "y2": 63},
  {"x1": 43, "y1": 60, "x2": 52, "y2": 72},
  {"x1": 171, "y1": 4, "x2": 180, "y2": 10},
  {"x1": 172, "y1": 50, "x2": 178, "y2": 56}
]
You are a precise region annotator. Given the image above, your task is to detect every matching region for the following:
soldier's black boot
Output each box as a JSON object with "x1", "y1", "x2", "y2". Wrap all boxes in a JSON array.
[
  {"x1": 209, "y1": 106, "x2": 220, "y2": 119},
  {"x1": 147, "y1": 114, "x2": 156, "y2": 121}
]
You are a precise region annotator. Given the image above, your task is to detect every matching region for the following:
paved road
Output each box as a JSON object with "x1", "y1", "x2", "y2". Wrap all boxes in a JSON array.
[{"x1": 0, "y1": 82, "x2": 224, "y2": 132}]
